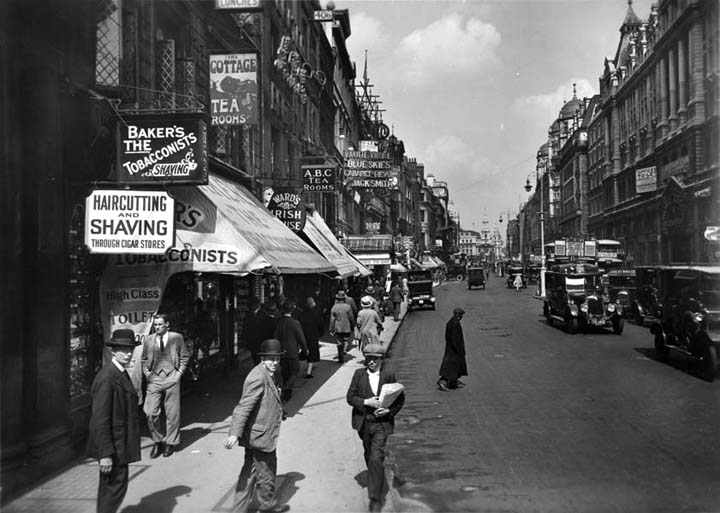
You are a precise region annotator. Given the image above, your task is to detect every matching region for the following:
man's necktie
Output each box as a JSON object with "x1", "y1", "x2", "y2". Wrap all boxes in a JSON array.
[{"x1": 159, "y1": 334, "x2": 165, "y2": 352}]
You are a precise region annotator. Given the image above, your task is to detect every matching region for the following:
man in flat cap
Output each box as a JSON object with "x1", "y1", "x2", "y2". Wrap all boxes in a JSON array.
[
  {"x1": 346, "y1": 344, "x2": 405, "y2": 513},
  {"x1": 437, "y1": 307, "x2": 468, "y2": 391},
  {"x1": 87, "y1": 329, "x2": 142, "y2": 513},
  {"x1": 224, "y1": 339, "x2": 289, "y2": 513}
]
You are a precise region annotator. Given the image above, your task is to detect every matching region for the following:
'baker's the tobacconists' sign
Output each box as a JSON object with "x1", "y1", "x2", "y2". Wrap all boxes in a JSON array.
[{"x1": 116, "y1": 114, "x2": 208, "y2": 185}]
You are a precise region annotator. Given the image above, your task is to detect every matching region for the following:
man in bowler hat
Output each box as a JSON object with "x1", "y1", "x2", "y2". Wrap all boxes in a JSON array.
[
  {"x1": 224, "y1": 339, "x2": 290, "y2": 513},
  {"x1": 87, "y1": 329, "x2": 142, "y2": 513},
  {"x1": 346, "y1": 344, "x2": 405, "y2": 513}
]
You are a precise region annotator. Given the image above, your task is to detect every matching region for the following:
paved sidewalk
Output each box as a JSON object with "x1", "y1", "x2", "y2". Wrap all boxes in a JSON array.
[{"x1": 3, "y1": 302, "x2": 408, "y2": 513}]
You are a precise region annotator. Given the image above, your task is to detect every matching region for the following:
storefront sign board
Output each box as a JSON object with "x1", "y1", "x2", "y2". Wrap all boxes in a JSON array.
[
  {"x1": 267, "y1": 187, "x2": 306, "y2": 232},
  {"x1": 344, "y1": 150, "x2": 396, "y2": 189},
  {"x1": 635, "y1": 166, "x2": 657, "y2": 194},
  {"x1": 302, "y1": 165, "x2": 337, "y2": 192},
  {"x1": 116, "y1": 114, "x2": 208, "y2": 184},
  {"x1": 215, "y1": 0, "x2": 262, "y2": 10},
  {"x1": 210, "y1": 53, "x2": 258, "y2": 126},
  {"x1": 85, "y1": 190, "x2": 175, "y2": 254}
]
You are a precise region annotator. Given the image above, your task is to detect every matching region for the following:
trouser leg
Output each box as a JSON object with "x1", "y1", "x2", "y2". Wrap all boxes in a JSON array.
[
  {"x1": 361, "y1": 423, "x2": 388, "y2": 501},
  {"x1": 253, "y1": 449, "x2": 279, "y2": 511},
  {"x1": 164, "y1": 378, "x2": 181, "y2": 446},
  {"x1": 143, "y1": 380, "x2": 165, "y2": 443},
  {"x1": 96, "y1": 462, "x2": 128, "y2": 513},
  {"x1": 233, "y1": 450, "x2": 256, "y2": 513}
]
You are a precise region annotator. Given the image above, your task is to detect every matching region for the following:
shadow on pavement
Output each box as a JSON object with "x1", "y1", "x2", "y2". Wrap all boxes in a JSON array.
[
  {"x1": 120, "y1": 484, "x2": 192, "y2": 513},
  {"x1": 276, "y1": 471, "x2": 304, "y2": 505}
]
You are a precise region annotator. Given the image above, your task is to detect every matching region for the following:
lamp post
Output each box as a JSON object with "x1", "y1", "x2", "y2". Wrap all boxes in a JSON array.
[{"x1": 524, "y1": 176, "x2": 546, "y2": 299}]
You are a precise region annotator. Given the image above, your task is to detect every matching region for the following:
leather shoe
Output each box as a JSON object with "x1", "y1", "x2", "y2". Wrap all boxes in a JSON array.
[
  {"x1": 368, "y1": 499, "x2": 382, "y2": 512},
  {"x1": 150, "y1": 442, "x2": 163, "y2": 459},
  {"x1": 163, "y1": 444, "x2": 174, "y2": 457},
  {"x1": 456, "y1": 380, "x2": 466, "y2": 388},
  {"x1": 437, "y1": 381, "x2": 449, "y2": 391},
  {"x1": 259, "y1": 505, "x2": 290, "y2": 513}
]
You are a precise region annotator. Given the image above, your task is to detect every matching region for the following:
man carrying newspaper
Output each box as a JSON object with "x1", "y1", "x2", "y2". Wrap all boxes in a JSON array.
[{"x1": 346, "y1": 344, "x2": 405, "y2": 513}]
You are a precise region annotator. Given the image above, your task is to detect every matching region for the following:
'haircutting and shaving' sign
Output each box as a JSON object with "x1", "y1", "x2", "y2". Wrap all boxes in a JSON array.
[
  {"x1": 85, "y1": 190, "x2": 175, "y2": 254},
  {"x1": 116, "y1": 114, "x2": 208, "y2": 184}
]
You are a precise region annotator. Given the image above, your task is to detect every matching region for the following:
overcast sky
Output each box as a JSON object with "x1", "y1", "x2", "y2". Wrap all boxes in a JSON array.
[{"x1": 330, "y1": 0, "x2": 653, "y2": 233}]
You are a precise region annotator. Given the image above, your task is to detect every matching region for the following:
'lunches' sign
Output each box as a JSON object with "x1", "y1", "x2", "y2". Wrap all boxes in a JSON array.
[{"x1": 85, "y1": 190, "x2": 175, "y2": 254}]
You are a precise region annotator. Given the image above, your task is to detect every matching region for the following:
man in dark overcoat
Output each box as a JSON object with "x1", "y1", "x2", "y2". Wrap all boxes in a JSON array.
[
  {"x1": 346, "y1": 344, "x2": 405, "y2": 513},
  {"x1": 274, "y1": 301, "x2": 308, "y2": 402},
  {"x1": 87, "y1": 329, "x2": 142, "y2": 513},
  {"x1": 437, "y1": 307, "x2": 468, "y2": 391}
]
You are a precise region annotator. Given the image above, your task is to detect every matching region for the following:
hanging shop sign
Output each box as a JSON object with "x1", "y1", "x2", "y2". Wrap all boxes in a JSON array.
[
  {"x1": 267, "y1": 187, "x2": 306, "y2": 232},
  {"x1": 365, "y1": 222, "x2": 380, "y2": 233},
  {"x1": 314, "y1": 10, "x2": 334, "y2": 21},
  {"x1": 210, "y1": 53, "x2": 258, "y2": 126},
  {"x1": 116, "y1": 114, "x2": 208, "y2": 185},
  {"x1": 302, "y1": 165, "x2": 337, "y2": 192},
  {"x1": 85, "y1": 190, "x2": 175, "y2": 254},
  {"x1": 635, "y1": 166, "x2": 657, "y2": 194},
  {"x1": 214, "y1": 0, "x2": 262, "y2": 10},
  {"x1": 344, "y1": 150, "x2": 396, "y2": 189},
  {"x1": 359, "y1": 140, "x2": 379, "y2": 152}
]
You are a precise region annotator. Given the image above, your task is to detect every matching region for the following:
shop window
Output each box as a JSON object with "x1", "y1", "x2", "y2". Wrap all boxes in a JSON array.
[{"x1": 95, "y1": 0, "x2": 122, "y2": 87}]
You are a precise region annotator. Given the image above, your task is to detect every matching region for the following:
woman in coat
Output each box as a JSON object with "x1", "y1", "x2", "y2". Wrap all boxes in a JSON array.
[
  {"x1": 299, "y1": 296, "x2": 324, "y2": 378},
  {"x1": 437, "y1": 307, "x2": 468, "y2": 390}
]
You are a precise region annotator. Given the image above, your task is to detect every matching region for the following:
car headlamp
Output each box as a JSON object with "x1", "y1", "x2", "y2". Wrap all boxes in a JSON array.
[
  {"x1": 580, "y1": 303, "x2": 588, "y2": 313},
  {"x1": 694, "y1": 312, "x2": 704, "y2": 323},
  {"x1": 607, "y1": 303, "x2": 616, "y2": 313}
]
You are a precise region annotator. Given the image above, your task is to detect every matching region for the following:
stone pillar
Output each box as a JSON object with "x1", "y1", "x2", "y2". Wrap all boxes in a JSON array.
[
  {"x1": 688, "y1": 21, "x2": 706, "y2": 121},
  {"x1": 668, "y1": 46, "x2": 678, "y2": 130},
  {"x1": 677, "y1": 36, "x2": 688, "y2": 123},
  {"x1": 658, "y1": 56, "x2": 669, "y2": 137}
]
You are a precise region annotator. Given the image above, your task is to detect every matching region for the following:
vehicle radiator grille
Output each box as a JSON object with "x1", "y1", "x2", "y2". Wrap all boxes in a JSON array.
[{"x1": 587, "y1": 297, "x2": 604, "y2": 315}]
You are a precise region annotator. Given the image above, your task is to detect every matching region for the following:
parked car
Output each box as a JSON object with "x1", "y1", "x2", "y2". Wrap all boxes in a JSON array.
[
  {"x1": 650, "y1": 265, "x2": 720, "y2": 381},
  {"x1": 527, "y1": 264, "x2": 541, "y2": 284},
  {"x1": 630, "y1": 266, "x2": 662, "y2": 325},
  {"x1": 543, "y1": 263, "x2": 624, "y2": 334},
  {"x1": 605, "y1": 269, "x2": 637, "y2": 318},
  {"x1": 506, "y1": 264, "x2": 527, "y2": 289},
  {"x1": 406, "y1": 269, "x2": 436, "y2": 311},
  {"x1": 467, "y1": 266, "x2": 486, "y2": 289}
]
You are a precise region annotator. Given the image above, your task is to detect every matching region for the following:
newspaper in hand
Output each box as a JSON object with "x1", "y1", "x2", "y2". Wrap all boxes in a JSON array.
[{"x1": 378, "y1": 382, "x2": 404, "y2": 408}]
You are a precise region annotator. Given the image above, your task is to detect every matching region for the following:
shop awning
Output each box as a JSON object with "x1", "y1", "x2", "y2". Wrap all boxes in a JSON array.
[
  {"x1": 300, "y1": 210, "x2": 359, "y2": 278},
  {"x1": 171, "y1": 173, "x2": 336, "y2": 274},
  {"x1": 431, "y1": 256, "x2": 447, "y2": 268},
  {"x1": 354, "y1": 252, "x2": 392, "y2": 266},
  {"x1": 390, "y1": 262, "x2": 408, "y2": 273},
  {"x1": 345, "y1": 248, "x2": 373, "y2": 277}
]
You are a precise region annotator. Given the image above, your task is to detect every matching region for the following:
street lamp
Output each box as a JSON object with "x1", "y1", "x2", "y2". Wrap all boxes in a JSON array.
[{"x1": 524, "y1": 175, "x2": 546, "y2": 299}]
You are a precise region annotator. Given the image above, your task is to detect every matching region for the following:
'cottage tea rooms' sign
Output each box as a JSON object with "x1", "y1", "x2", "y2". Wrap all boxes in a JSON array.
[{"x1": 116, "y1": 114, "x2": 208, "y2": 185}]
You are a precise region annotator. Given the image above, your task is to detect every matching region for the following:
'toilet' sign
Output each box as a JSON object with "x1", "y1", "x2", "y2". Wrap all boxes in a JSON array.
[{"x1": 85, "y1": 190, "x2": 175, "y2": 254}]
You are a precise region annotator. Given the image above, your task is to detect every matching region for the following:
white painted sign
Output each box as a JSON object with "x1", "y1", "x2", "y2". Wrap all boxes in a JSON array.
[
  {"x1": 85, "y1": 190, "x2": 175, "y2": 254},
  {"x1": 636, "y1": 166, "x2": 657, "y2": 194}
]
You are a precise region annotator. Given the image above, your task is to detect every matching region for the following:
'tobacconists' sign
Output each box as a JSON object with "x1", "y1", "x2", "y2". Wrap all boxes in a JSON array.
[{"x1": 85, "y1": 190, "x2": 175, "y2": 254}]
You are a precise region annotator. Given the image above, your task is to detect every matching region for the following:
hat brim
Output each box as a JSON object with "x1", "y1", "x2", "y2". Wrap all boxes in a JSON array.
[{"x1": 259, "y1": 351, "x2": 285, "y2": 357}]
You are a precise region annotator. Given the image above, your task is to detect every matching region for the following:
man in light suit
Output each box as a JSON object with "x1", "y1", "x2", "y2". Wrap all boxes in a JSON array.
[
  {"x1": 346, "y1": 344, "x2": 405, "y2": 513},
  {"x1": 224, "y1": 339, "x2": 290, "y2": 513},
  {"x1": 141, "y1": 313, "x2": 190, "y2": 458},
  {"x1": 87, "y1": 329, "x2": 142, "y2": 513}
]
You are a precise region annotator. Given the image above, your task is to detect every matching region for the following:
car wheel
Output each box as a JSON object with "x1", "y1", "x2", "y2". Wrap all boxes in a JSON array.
[
  {"x1": 654, "y1": 331, "x2": 669, "y2": 362},
  {"x1": 431, "y1": 304, "x2": 436, "y2": 311},
  {"x1": 612, "y1": 316, "x2": 624, "y2": 335},
  {"x1": 468, "y1": 284, "x2": 471, "y2": 290},
  {"x1": 697, "y1": 336, "x2": 718, "y2": 382},
  {"x1": 634, "y1": 308, "x2": 644, "y2": 326}
]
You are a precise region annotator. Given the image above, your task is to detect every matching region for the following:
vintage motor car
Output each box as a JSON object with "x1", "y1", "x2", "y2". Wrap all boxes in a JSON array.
[
  {"x1": 467, "y1": 266, "x2": 486, "y2": 289},
  {"x1": 605, "y1": 269, "x2": 637, "y2": 318},
  {"x1": 506, "y1": 264, "x2": 527, "y2": 289},
  {"x1": 527, "y1": 264, "x2": 541, "y2": 284},
  {"x1": 543, "y1": 263, "x2": 624, "y2": 334},
  {"x1": 630, "y1": 266, "x2": 662, "y2": 325},
  {"x1": 650, "y1": 266, "x2": 720, "y2": 381},
  {"x1": 406, "y1": 269, "x2": 436, "y2": 311}
]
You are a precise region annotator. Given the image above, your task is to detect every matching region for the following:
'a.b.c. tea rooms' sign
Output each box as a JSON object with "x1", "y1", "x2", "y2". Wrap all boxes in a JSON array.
[
  {"x1": 85, "y1": 190, "x2": 175, "y2": 254},
  {"x1": 116, "y1": 114, "x2": 208, "y2": 185}
]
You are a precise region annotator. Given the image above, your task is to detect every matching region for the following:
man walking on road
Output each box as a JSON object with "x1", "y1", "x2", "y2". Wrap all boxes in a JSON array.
[
  {"x1": 141, "y1": 313, "x2": 190, "y2": 458},
  {"x1": 224, "y1": 339, "x2": 290, "y2": 513},
  {"x1": 346, "y1": 344, "x2": 405, "y2": 513},
  {"x1": 389, "y1": 280, "x2": 404, "y2": 321},
  {"x1": 87, "y1": 329, "x2": 142, "y2": 513},
  {"x1": 437, "y1": 307, "x2": 468, "y2": 391}
]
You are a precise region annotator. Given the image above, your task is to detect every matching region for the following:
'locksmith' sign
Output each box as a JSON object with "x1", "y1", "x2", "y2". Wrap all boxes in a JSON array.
[
  {"x1": 116, "y1": 114, "x2": 208, "y2": 185},
  {"x1": 85, "y1": 190, "x2": 175, "y2": 254}
]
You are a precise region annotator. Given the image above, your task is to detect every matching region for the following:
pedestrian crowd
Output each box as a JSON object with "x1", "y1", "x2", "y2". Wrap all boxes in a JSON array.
[{"x1": 88, "y1": 275, "x2": 435, "y2": 513}]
